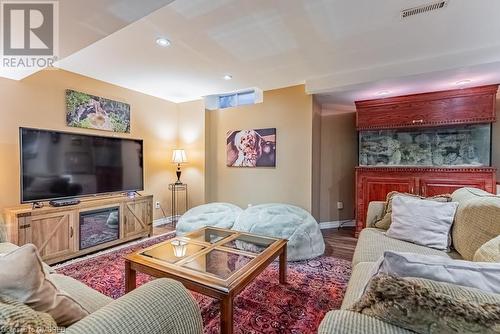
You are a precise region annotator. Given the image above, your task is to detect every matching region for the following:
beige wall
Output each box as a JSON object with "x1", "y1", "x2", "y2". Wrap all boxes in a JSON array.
[
  {"x1": 177, "y1": 99, "x2": 206, "y2": 208},
  {"x1": 317, "y1": 110, "x2": 357, "y2": 222},
  {"x1": 311, "y1": 97, "x2": 322, "y2": 220},
  {"x1": 205, "y1": 85, "x2": 313, "y2": 211},
  {"x1": 0, "y1": 69, "x2": 198, "y2": 220}
]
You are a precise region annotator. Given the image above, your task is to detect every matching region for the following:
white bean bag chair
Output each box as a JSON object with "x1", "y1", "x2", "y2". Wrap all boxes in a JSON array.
[
  {"x1": 176, "y1": 203, "x2": 243, "y2": 236},
  {"x1": 232, "y1": 203, "x2": 325, "y2": 261}
]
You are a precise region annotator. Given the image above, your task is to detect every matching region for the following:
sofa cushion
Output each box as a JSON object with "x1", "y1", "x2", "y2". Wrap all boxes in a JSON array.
[
  {"x1": 0, "y1": 242, "x2": 55, "y2": 275},
  {"x1": 350, "y1": 274, "x2": 500, "y2": 334},
  {"x1": 0, "y1": 244, "x2": 89, "y2": 326},
  {"x1": 50, "y1": 274, "x2": 112, "y2": 314},
  {"x1": 341, "y1": 262, "x2": 377, "y2": 310},
  {"x1": 0, "y1": 295, "x2": 59, "y2": 334},
  {"x1": 374, "y1": 191, "x2": 451, "y2": 230},
  {"x1": 319, "y1": 310, "x2": 414, "y2": 334},
  {"x1": 474, "y1": 235, "x2": 500, "y2": 263},
  {"x1": 386, "y1": 196, "x2": 458, "y2": 251},
  {"x1": 352, "y1": 228, "x2": 458, "y2": 265},
  {"x1": 372, "y1": 251, "x2": 500, "y2": 294},
  {"x1": 451, "y1": 188, "x2": 500, "y2": 260}
]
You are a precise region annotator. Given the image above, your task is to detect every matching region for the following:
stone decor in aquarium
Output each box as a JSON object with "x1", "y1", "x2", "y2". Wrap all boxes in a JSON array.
[{"x1": 359, "y1": 124, "x2": 491, "y2": 167}]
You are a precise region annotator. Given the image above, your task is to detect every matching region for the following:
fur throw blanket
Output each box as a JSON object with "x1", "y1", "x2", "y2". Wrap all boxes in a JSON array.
[{"x1": 350, "y1": 274, "x2": 500, "y2": 334}]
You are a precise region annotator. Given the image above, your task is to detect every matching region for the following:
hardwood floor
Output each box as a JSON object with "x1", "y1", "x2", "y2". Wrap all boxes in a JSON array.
[
  {"x1": 321, "y1": 227, "x2": 357, "y2": 262},
  {"x1": 153, "y1": 225, "x2": 357, "y2": 262}
]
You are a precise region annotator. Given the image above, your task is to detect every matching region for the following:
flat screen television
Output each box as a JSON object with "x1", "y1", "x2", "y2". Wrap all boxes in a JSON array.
[{"x1": 20, "y1": 127, "x2": 144, "y2": 203}]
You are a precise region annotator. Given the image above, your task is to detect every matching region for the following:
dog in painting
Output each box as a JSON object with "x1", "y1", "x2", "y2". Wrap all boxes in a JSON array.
[{"x1": 233, "y1": 130, "x2": 263, "y2": 167}]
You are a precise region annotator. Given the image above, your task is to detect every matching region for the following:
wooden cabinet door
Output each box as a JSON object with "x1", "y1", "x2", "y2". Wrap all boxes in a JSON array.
[
  {"x1": 20, "y1": 212, "x2": 76, "y2": 261},
  {"x1": 123, "y1": 199, "x2": 152, "y2": 238},
  {"x1": 356, "y1": 172, "x2": 418, "y2": 236},
  {"x1": 420, "y1": 177, "x2": 491, "y2": 197}
]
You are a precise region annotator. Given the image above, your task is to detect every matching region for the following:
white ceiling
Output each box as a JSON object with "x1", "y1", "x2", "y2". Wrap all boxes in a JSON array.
[
  {"x1": 316, "y1": 61, "x2": 500, "y2": 107},
  {"x1": 0, "y1": 0, "x2": 173, "y2": 80},
  {"x1": 17, "y1": 0, "x2": 500, "y2": 103}
]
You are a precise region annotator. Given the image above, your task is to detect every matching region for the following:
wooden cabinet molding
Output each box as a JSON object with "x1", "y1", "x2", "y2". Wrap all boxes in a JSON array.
[
  {"x1": 356, "y1": 85, "x2": 498, "y2": 130},
  {"x1": 355, "y1": 167, "x2": 496, "y2": 237},
  {"x1": 3, "y1": 195, "x2": 153, "y2": 264}
]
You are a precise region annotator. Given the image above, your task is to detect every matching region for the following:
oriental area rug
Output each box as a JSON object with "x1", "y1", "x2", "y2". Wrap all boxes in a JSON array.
[{"x1": 55, "y1": 232, "x2": 352, "y2": 334}]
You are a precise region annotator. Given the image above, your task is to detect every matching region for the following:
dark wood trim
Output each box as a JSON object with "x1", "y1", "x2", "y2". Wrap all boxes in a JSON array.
[
  {"x1": 355, "y1": 84, "x2": 499, "y2": 106},
  {"x1": 355, "y1": 84, "x2": 498, "y2": 130},
  {"x1": 356, "y1": 166, "x2": 497, "y2": 173}
]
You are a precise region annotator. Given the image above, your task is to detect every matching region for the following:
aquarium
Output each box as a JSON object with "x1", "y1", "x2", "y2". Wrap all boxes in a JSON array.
[{"x1": 359, "y1": 124, "x2": 491, "y2": 167}]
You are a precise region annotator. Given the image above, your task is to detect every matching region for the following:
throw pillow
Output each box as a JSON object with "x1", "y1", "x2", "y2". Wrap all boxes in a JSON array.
[
  {"x1": 386, "y1": 196, "x2": 458, "y2": 250},
  {"x1": 372, "y1": 251, "x2": 500, "y2": 294},
  {"x1": 451, "y1": 187, "x2": 500, "y2": 261},
  {"x1": 0, "y1": 244, "x2": 89, "y2": 326},
  {"x1": 0, "y1": 295, "x2": 59, "y2": 334},
  {"x1": 350, "y1": 274, "x2": 500, "y2": 334},
  {"x1": 474, "y1": 235, "x2": 500, "y2": 263},
  {"x1": 374, "y1": 191, "x2": 451, "y2": 230}
]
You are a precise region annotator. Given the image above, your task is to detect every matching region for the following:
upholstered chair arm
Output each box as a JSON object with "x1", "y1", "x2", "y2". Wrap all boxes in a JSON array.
[
  {"x1": 318, "y1": 310, "x2": 412, "y2": 334},
  {"x1": 365, "y1": 201, "x2": 385, "y2": 228},
  {"x1": 66, "y1": 278, "x2": 203, "y2": 334}
]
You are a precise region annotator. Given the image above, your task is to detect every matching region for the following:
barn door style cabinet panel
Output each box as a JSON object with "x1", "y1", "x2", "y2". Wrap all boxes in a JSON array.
[
  {"x1": 354, "y1": 85, "x2": 498, "y2": 237},
  {"x1": 3, "y1": 195, "x2": 153, "y2": 264}
]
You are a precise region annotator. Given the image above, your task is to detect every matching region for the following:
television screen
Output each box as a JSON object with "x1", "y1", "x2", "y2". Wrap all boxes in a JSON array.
[{"x1": 20, "y1": 128, "x2": 144, "y2": 203}]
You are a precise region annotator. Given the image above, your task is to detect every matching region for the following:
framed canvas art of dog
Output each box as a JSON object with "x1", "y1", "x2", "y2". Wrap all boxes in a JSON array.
[{"x1": 227, "y1": 128, "x2": 276, "y2": 167}]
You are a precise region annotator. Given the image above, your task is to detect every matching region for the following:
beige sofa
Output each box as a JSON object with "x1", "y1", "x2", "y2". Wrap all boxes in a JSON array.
[
  {"x1": 0, "y1": 225, "x2": 203, "y2": 334},
  {"x1": 319, "y1": 187, "x2": 500, "y2": 333}
]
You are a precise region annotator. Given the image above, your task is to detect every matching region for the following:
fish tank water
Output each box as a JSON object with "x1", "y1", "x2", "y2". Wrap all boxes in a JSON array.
[{"x1": 359, "y1": 124, "x2": 491, "y2": 167}]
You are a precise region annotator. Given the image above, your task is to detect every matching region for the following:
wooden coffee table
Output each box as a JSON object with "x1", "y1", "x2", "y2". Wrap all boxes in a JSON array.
[{"x1": 124, "y1": 227, "x2": 288, "y2": 334}]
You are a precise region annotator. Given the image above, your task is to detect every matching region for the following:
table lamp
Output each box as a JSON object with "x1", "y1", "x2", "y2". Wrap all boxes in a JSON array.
[{"x1": 172, "y1": 149, "x2": 187, "y2": 184}]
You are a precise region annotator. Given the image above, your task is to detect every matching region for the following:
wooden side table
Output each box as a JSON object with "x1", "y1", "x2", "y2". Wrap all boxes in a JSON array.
[{"x1": 168, "y1": 183, "x2": 188, "y2": 227}]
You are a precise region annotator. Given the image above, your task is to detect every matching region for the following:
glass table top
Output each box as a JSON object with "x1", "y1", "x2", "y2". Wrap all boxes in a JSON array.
[
  {"x1": 136, "y1": 227, "x2": 283, "y2": 282},
  {"x1": 181, "y1": 249, "x2": 253, "y2": 280},
  {"x1": 220, "y1": 234, "x2": 276, "y2": 254},
  {"x1": 141, "y1": 240, "x2": 206, "y2": 263},
  {"x1": 180, "y1": 228, "x2": 235, "y2": 244}
]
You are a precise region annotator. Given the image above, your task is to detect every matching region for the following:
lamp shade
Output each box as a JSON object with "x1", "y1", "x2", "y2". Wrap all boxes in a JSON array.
[{"x1": 172, "y1": 149, "x2": 187, "y2": 164}]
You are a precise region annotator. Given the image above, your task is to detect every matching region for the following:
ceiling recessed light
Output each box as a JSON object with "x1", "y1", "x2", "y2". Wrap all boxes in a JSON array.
[
  {"x1": 377, "y1": 90, "x2": 391, "y2": 96},
  {"x1": 155, "y1": 37, "x2": 171, "y2": 47},
  {"x1": 455, "y1": 79, "x2": 472, "y2": 86},
  {"x1": 223, "y1": 74, "x2": 233, "y2": 81}
]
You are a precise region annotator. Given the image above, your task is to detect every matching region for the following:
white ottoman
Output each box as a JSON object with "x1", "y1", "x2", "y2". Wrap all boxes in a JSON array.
[
  {"x1": 232, "y1": 203, "x2": 325, "y2": 261},
  {"x1": 176, "y1": 203, "x2": 243, "y2": 236}
]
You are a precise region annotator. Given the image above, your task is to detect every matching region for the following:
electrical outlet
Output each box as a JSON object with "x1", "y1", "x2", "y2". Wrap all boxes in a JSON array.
[
  {"x1": 155, "y1": 201, "x2": 161, "y2": 209},
  {"x1": 337, "y1": 201, "x2": 344, "y2": 210}
]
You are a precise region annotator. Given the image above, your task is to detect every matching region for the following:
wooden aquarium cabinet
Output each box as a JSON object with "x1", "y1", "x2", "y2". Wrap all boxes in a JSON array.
[
  {"x1": 3, "y1": 195, "x2": 153, "y2": 264},
  {"x1": 354, "y1": 85, "x2": 498, "y2": 237}
]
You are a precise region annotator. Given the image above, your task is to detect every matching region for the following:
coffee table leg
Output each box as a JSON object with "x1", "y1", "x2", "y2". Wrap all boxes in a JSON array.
[
  {"x1": 220, "y1": 296, "x2": 233, "y2": 334},
  {"x1": 279, "y1": 245, "x2": 287, "y2": 284},
  {"x1": 125, "y1": 260, "x2": 136, "y2": 293}
]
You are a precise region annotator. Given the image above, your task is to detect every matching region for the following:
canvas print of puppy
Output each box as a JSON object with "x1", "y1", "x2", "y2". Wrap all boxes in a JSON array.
[{"x1": 227, "y1": 128, "x2": 276, "y2": 167}]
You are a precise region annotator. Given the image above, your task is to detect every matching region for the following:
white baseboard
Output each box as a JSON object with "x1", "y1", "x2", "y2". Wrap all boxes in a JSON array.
[
  {"x1": 153, "y1": 216, "x2": 179, "y2": 227},
  {"x1": 319, "y1": 220, "x2": 355, "y2": 230},
  {"x1": 155, "y1": 218, "x2": 355, "y2": 229}
]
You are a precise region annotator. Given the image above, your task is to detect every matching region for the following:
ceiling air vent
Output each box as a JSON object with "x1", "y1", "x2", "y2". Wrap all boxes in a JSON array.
[{"x1": 401, "y1": 0, "x2": 449, "y2": 19}]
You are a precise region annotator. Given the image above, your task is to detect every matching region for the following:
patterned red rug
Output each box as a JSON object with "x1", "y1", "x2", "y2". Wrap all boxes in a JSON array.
[{"x1": 56, "y1": 232, "x2": 352, "y2": 334}]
